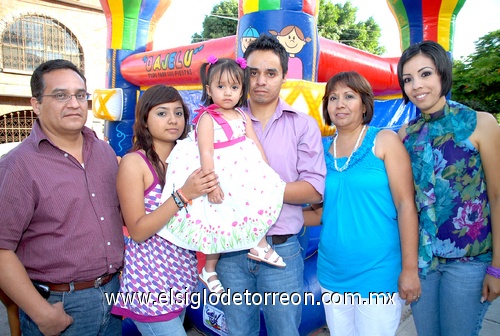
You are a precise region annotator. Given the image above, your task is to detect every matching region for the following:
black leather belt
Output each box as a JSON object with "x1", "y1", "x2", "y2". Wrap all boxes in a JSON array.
[{"x1": 270, "y1": 234, "x2": 293, "y2": 245}]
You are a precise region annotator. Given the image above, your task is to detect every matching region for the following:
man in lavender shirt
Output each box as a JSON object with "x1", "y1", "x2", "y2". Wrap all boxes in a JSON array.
[
  {"x1": 216, "y1": 35, "x2": 326, "y2": 336},
  {"x1": 0, "y1": 60, "x2": 124, "y2": 335}
]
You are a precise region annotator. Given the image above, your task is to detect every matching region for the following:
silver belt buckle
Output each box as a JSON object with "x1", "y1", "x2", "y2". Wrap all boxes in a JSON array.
[{"x1": 94, "y1": 276, "x2": 104, "y2": 288}]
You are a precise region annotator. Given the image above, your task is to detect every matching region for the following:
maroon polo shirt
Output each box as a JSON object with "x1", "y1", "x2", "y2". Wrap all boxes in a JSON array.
[{"x1": 0, "y1": 120, "x2": 124, "y2": 283}]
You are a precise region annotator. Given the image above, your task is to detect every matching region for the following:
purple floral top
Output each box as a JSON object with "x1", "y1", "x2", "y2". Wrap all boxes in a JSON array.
[{"x1": 403, "y1": 101, "x2": 492, "y2": 275}]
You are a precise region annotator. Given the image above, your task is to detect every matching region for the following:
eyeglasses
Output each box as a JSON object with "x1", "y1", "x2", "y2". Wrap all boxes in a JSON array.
[{"x1": 41, "y1": 92, "x2": 91, "y2": 102}]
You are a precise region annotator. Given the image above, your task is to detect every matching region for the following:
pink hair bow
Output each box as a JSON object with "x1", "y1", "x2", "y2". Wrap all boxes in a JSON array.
[
  {"x1": 235, "y1": 57, "x2": 247, "y2": 69},
  {"x1": 207, "y1": 55, "x2": 218, "y2": 64}
]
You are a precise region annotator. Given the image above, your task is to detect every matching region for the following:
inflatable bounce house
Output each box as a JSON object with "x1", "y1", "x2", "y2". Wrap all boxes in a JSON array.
[{"x1": 96, "y1": 0, "x2": 466, "y2": 334}]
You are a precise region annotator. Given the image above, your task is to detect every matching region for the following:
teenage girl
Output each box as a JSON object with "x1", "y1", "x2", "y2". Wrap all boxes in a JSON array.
[{"x1": 111, "y1": 85, "x2": 218, "y2": 335}]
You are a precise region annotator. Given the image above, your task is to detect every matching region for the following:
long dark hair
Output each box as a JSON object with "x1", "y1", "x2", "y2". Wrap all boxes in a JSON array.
[{"x1": 131, "y1": 85, "x2": 190, "y2": 187}]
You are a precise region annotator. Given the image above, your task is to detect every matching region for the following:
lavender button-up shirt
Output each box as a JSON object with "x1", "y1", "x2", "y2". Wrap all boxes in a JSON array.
[{"x1": 245, "y1": 98, "x2": 326, "y2": 235}]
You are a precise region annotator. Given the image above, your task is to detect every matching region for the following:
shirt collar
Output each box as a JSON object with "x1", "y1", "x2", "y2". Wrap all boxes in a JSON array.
[
  {"x1": 244, "y1": 97, "x2": 298, "y2": 122},
  {"x1": 32, "y1": 119, "x2": 97, "y2": 148}
]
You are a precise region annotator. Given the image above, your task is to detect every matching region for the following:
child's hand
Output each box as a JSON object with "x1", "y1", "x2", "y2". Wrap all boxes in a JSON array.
[
  {"x1": 208, "y1": 184, "x2": 224, "y2": 204},
  {"x1": 180, "y1": 168, "x2": 218, "y2": 200}
]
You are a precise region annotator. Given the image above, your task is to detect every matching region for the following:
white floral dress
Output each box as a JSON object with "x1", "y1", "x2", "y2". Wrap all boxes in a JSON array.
[{"x1": 157, "y1": 105, "x2": 285, "y2": 254}]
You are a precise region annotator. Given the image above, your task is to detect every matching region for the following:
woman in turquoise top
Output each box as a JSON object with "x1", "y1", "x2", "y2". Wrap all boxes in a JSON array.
[
  {"x1": 304, "y1": 71, "x2": 420, "y2": 335},
  {"x1": 397, "y1": 40, "x2": 500, "y2": 336}
]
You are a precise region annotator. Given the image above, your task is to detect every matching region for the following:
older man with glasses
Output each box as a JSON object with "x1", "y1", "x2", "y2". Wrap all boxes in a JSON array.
[{"x1": 0, "y1": 59, "x2": 124, "y2": 336}]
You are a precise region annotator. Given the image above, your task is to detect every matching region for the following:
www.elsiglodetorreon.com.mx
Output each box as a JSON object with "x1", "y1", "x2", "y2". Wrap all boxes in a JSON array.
[{"x1": 105, "y1": 289, "x2": 398, "y2": 309}]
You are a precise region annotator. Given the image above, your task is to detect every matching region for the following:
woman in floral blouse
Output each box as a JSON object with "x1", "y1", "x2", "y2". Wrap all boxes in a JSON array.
[{"x1": 397, "y1": 40, "x2": 500, "y2": 336}]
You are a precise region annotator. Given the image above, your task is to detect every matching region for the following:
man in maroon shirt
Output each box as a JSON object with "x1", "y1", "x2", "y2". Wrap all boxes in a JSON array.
[{"x1": 0, "y1": 60, "x2": 124, "y2": 335}]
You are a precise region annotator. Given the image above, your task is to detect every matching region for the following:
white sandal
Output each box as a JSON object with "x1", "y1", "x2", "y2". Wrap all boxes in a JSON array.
[
  {"x1": 247, "y1": 244, "x2": 286, "y2": 268},
  {"x1": 198, "y1": 267, "x2": 224, "y2": 294}
]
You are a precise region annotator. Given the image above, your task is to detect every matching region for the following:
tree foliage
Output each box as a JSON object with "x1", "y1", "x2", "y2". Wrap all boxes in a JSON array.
[
  {"x1": 191, "y1": 0, "x2": 238, "y2": 43},
  {"x1": 192, "y1": 0, "x2": 385, "y2": 55},
  {"x1": 317, "y1": 0, "x2": 385, "y2": 55},
  {"x1": 452, "y1": 30, "x2": 500, "y2": 115}
]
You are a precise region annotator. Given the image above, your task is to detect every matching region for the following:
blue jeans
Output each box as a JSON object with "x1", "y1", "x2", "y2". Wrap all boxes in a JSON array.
[
  {"x1": 411, "y1": 260, "x2": 491, "y2": 336},
  {"x1": 20, "y1": 274, "x2": 122, "y2": 335},
  {"x1": 134, "y1": 309, "x2": 186, "y2": 336},
  {"x1": 216, "y1": 235, "x2": 304, "y2": 336}
]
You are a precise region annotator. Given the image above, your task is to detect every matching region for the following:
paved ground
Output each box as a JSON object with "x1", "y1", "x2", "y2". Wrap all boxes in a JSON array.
[
  {"x1": 395, "y1": 298, "x2": 500, "y2": 336},
  {"x1": 0, "y1": 303, "x2": 9, "y2": 336},
  {"x1": 185, "y1": 300, "x2": 500, "y2": 335},
  {"x1": 2, "y1": 298, "x2": 499, "y2": 335}
]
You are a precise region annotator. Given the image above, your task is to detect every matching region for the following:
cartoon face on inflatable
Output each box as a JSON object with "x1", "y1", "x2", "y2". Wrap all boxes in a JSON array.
[
  {"x1": 240, "y1": 26, "x2": 259, "y2": 53},
  {"x1": 275, "y1": 26, "x2": 309, "y2": 56}
]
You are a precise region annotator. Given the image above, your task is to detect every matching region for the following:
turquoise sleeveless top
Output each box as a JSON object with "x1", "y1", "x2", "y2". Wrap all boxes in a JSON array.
[{"x1": 317, "y1": 127, "x2": 402, "y2": 297}]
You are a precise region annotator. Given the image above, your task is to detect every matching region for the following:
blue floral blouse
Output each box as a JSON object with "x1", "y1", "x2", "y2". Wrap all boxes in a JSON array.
[{"x1": 403, "y1": 101, "x2": 492, "y2": 275}]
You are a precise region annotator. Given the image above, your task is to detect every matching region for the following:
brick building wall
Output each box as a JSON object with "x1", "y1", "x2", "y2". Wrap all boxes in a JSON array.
[{"x1": 0, "y1": 0, "x2": 107, "y2": 140}]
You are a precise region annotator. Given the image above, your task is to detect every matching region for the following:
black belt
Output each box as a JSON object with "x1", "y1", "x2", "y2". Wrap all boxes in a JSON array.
[{"x1": 270, "y1": 234, "x2": 293, "y2": 245}]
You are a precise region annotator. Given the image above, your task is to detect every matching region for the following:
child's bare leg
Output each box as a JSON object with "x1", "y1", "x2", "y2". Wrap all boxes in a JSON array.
[
  {"x1": 256, "y1": 237, "x2": 268, "y2": 248},
  {"x1": 204, "y1": 253, "x2": 220, "y2": 273},
  {"x1": 199, "y1": 253, "x2": 224, "y2": 294}
]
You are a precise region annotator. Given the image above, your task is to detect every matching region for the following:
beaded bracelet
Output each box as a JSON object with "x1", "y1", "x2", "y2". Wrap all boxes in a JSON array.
[
  {"x1": 486, "y1": 265, "x2": 500, "y2": 279},
  {"x1": 175, "y1": 191, "x2": 189, "y2": 214},
  {"x1": 176, "y1": 188, "x2": 192, "y2": 205},
  {"x1": 171, "y1": 192, "x2": 185, "y2": 211}
]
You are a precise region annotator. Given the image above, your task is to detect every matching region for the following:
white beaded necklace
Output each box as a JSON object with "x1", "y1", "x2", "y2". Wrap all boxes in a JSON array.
[{"x1": 333, "y1": 125, "x2": 367, "y2": 172}]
